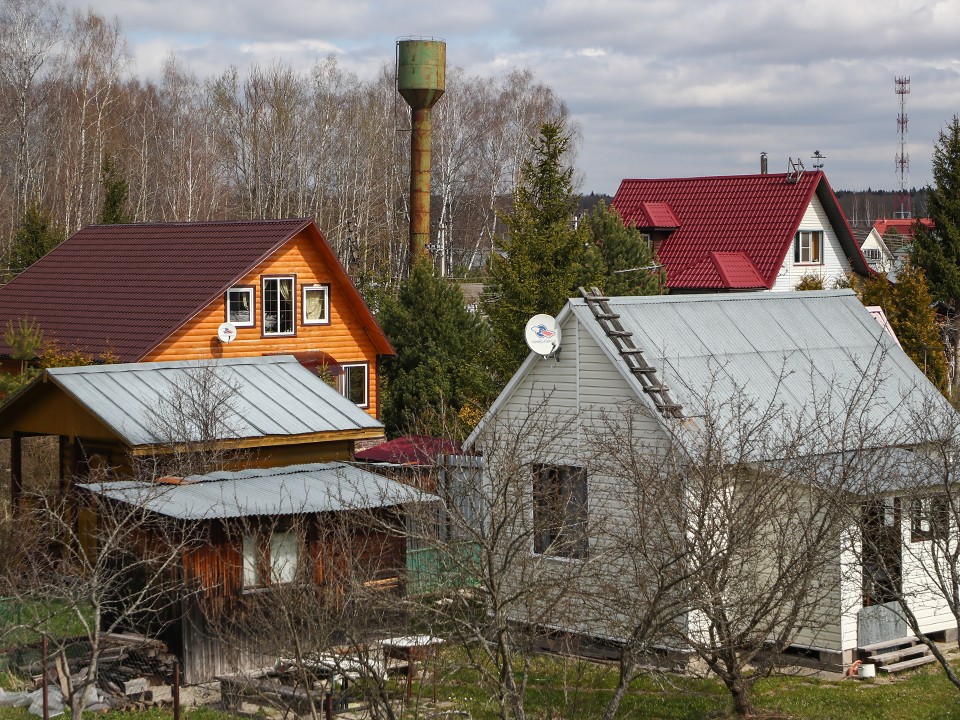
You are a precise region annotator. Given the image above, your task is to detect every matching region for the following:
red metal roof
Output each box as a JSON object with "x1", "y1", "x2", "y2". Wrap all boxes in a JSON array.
[
  {"x1": 612, "y1": 171, "x2": 870, "y2": 290},
  {"x1": 635, "y1": 201, "x2": 680, "y2": 229},
  {"x1": 0, "y1": 219, "x2": 393, "y2": 362},
  {"x1": 872, "y1": 217, "x2": 934, "y2": 239},
  {"x1": 355, "y1": 434, "x2": 462, "y2": 466}
]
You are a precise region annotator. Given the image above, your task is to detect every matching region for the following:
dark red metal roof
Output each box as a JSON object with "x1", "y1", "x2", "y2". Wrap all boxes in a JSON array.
[
  {"x1": 612, "y1": 171, "x2": 870, "y2": 290},
  {"x1": 355, "y1": 434, "x2": 462, "y2": 466},
  {"x1": 0, "y1": 219, "x2": 393, "y2": 362},
  {"x1": 872, "y1": 217, "x2": 934, "y2": 239}
]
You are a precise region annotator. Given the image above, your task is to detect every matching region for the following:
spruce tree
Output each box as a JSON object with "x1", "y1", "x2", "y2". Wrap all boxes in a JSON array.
[
  {"x1": 7, "y1": 204, "x2": 63, "y2": 276},
  {"x1": 483, "y1": 121, "x2": 586, "y2": 381},
  {"x1": 580, "y1": 201, "x2": 662, "y2": 296},
  {"x1": 911, "y1": 114, "x2": 960, "y2": 389},
  {"x1": 379, "y1": 259, "x2": 495, "y2": 437},
  {"x1": 100, "y1": 153, "x2": 133, "y2": 224}
]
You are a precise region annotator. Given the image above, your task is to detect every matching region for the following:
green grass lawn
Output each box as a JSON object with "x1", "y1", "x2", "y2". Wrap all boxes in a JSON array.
[{"x1": 1, "y1": 647, "x2": 959, "y2": 719}]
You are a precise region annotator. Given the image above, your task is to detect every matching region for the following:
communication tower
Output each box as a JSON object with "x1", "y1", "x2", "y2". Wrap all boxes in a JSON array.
[{"x1": 895, "y1": 76, "x2": 911, "y2": 219}]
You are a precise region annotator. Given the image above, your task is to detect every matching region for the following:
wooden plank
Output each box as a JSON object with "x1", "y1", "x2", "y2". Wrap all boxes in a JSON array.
[
  {"x1": 879, "y1": 654, "x2": 937, "y2": 673},
  {"x1": 858, "y1": 634, "x2": 919, "y2": 653}
]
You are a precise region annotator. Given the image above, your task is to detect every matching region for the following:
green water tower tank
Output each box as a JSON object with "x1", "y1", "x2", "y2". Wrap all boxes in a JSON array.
[{"x1": 397, "y1": 39, "x2": 446, "y2": 110}]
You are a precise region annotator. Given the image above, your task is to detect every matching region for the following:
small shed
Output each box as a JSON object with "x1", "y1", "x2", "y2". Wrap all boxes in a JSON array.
[
  {"x1": 80, "y1": 462, "x2": 435, "y2": 683},
  {"x1": 0, "y1": 355, "x2": 383, "y2": 507}
]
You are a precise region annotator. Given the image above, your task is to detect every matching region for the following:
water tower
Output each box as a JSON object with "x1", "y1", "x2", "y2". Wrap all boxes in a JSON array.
[{"x1": 396, "y1": 38, "x2": 445, "y2": 263}]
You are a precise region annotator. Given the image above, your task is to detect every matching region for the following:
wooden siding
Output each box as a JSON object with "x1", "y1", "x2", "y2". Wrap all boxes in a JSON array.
[
  {"x1": 144, "y1": 229, "x2": 382, "y2": 417},
  {"x1": 771, "y1": 195, "x2": 853, "y2": 291}
]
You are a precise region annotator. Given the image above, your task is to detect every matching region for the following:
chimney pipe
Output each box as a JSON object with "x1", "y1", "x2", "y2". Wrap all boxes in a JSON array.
[{"x1": 760, "y1": 152, "x2": 768, "y2": 174}]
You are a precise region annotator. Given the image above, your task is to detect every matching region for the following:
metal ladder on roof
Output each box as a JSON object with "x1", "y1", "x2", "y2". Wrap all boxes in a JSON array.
[{"x1": 578, "y1": 287, "x2": 683, "y2": 419}]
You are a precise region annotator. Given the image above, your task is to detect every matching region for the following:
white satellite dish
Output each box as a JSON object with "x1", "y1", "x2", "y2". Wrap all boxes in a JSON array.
[
  {"x1": 524, "y1": 314, "x2": 561, "y2": 358},
  {"x1": 217, "y1": 321, "x2": 237, "y2": 344}
]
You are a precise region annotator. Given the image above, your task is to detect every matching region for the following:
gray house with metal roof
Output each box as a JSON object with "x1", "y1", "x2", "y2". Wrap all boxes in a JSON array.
[{"x1": 466, "y1": 289, "x2": 958, "y2": 670}]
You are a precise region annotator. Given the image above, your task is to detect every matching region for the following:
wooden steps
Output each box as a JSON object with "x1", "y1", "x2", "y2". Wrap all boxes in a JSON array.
[{"x1": 859, "y1": 635, "x2": 938, "y2": 673}]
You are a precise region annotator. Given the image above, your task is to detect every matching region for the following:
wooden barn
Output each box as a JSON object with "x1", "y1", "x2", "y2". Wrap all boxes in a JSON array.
[
  {"x1": 0, "y1": 218, "x2": 393, "y2": 416},
  {"x1": 0, "y1": 355, "x2": 383, "y2": 507},
  {"x1": 80, "y1": 462, "x2": 433, "y2": 684}
]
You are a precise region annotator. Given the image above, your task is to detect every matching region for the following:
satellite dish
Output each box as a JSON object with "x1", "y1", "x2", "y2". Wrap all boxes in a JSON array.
[
  {"x1": 217, "y1": 321, "x2": 237, "y2": 343},
  {"x1": 524, "y1": 314, "x2": 561, "y2": 358}
]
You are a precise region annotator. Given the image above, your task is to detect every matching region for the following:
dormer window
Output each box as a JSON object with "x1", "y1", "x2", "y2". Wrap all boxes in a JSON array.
[
  {"x1": 794, "y1": 230, "x2": 823, "y2": 264},
  {"x1": 226, "y1": 287, "x2": 255, "y2": 327},
  {"x1": 263, "y1": 277, "x2": 295, "y2": 336}
]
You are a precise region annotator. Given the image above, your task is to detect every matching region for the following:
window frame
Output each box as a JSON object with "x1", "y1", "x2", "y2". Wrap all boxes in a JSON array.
[
  {"x1": 339, "y1": 362, "x2": 369, "y2": 408},
  {"x1": 301, "y1": 284, "x2": 331, "y2": 326},
  {"x1": 532, "y1": 463, "x2": 588, "y2": 560},
  {"x1": 242, "y1": 529, "x2": 301, "y2": 590},
  {"x1": 794, "y1": 230, "x2": 824, "y2": 265},
  {"x1": 225, "y1": 286, "x2": 256, "y2": 328},
  {"x1": 910, "y1": 494, "x2": 950, "y2": 543},
  {"x1": 261, "y1": 275, "x2": 297, "y2": 337}
]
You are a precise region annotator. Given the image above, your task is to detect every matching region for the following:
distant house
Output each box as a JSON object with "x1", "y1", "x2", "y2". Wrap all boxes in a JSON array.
[
  {"x1": 0, "y1": 219, "x2": 393, "y2": 416},
  {"x1": 860, "y1": 217, "x2": 935, "y2": 273},
  {"x1": 611, "y1": 171, "x2": 871, "y2": 292},
  {"x1": 466, "y1": 290, "x2": 957, "y2": 670},
  {"x1": 0, "y1": 356, "x2": 383, "y2": 506}
]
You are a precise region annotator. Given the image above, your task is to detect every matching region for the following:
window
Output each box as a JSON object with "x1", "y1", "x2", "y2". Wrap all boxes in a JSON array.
[
  {"x1": 262, "y1": 277, "x2": 295, "y2": 335},
  {"x1": 533, "y1": 464, "x2": 587, "y2": 559},
  {"x1": 302, "y1": 284, "x2": 330, "y2": 325},
  {"x1": 911, "y1": 495, "x2": 950, "y2": 542},
  {"x1": 339, "y1": 363, "x2": 368, "y2": 407},
  {"x1": 863, "y1": 247, "x2": 882, "y2": 261},
  {"x1": 794, "y1": 230, "x2": 823, "y2": 264},
  {"x1": 242, "y1": 531, "x2": 299, "y2": 589},
  {"x1": 639, "y1": 233, "x2": 653, "y2": 252},
  {"x1": 226, "y1": 287, "x2": 255, "y2": 327}
]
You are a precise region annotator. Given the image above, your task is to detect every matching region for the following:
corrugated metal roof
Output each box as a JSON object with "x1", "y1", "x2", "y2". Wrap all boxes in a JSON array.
[
  {"x1": 46, "y1": 355, "x2": 381, "y2": 446},
  {"x1": 0, "y1": 218, "x2": 393, "y2": 361},
  {"x1": 79, "y1": 462, "x2": 434, "y2": 519},
  {"x1": 611, "y1": 172, "x2": 870, "y2": 289},
  {"x1": 571, "y1": 290, "x2": 953, "y2": 447}
]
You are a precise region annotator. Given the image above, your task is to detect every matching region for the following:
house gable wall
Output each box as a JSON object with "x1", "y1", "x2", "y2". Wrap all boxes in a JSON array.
[
  {"x1": 772, "y1": 195, "x2": 853, "y2": 291},
  {"x1": 144, "y1": 229, "x2": 381, "y2": 417}
]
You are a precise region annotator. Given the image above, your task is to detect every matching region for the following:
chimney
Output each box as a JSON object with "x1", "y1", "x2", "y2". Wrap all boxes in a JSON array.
[{"x1": 760, "y1": 152, "x2": 768, "y2": 174}]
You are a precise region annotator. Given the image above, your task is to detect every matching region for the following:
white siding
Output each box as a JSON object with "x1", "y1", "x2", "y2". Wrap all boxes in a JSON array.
[
  {"x1": 900, "y1": 526, "x2": 956, "y2": 637},
  {"x1": 771, "y1": 195, "x2": 853, "y2": 291}
]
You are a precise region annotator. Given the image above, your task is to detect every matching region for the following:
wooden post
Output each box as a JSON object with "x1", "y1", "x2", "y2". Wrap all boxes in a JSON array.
[
  {"x1": 10, "y1": 431, "x2": 22, "y2": 512},
  {"x1": 42, "y1": 635, "x2": 48, "y2": 720},
  {"x1": 173, "y1": 659, "x2": 180, "y2": 720}
]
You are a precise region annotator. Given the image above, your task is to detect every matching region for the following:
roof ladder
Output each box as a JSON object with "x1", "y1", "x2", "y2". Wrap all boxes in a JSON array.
[{"x1": 578, "y1": 287, "x2": 683, "y2": 419}]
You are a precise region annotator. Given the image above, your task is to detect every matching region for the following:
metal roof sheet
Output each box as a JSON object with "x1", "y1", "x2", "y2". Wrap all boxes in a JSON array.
[
  {"x1": 79, "y1": 462, "x2": 434, "y2": 519},
  {"x1": 46, "y1": 355, "x2": 381, "y2": 446},
  {"x1": 611, "y1": 172, "x2": 870, "y2": 289},
  {"x1": 571, "y1": 290, "x2": 953, "y2": 447}
]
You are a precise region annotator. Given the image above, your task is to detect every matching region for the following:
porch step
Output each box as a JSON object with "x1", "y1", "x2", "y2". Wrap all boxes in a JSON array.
[
  {"x1": 858, "y1": 635, "x2": 919, "y2": 654},
  {"x1": 869, "y1": 645, "x2": 929, "y2": 665},
  {"x1": 878, "y1": 654, "x2": 938, "y2": 673}
]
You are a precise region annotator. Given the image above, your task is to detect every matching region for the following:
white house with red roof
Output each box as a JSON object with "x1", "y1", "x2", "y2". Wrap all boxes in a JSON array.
[
  {"x1": 611, "y1": 170, "x2": 872, "y2": 293},
  {"x1": 860, "y1": 217, "x2": 935, "y2": 273}
]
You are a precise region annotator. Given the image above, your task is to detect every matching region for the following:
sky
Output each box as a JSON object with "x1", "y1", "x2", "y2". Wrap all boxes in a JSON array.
[{"x1": 60, "y1": 0, "x2": 960, "y2": 194}]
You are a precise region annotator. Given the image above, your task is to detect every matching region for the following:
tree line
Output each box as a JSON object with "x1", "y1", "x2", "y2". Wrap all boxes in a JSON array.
[{"x1": 0, "y1": 0, "x2": 568, "y2": 284}]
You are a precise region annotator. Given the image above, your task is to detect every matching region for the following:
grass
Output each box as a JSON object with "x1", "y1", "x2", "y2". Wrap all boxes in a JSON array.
[{"x1": 0, "y1": 646, "x2": 959, "y2": 719}]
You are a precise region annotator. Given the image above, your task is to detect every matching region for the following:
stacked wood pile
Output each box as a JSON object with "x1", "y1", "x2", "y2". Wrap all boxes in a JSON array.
[{"x1": 10, "y1": 633, "x2": 178, "y2": 711}]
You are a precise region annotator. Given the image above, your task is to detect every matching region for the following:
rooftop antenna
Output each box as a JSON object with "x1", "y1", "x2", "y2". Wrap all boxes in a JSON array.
[
  {"x1": 895, "y1": 76, "x2": 911, "y2": 219},
  {"x1": 811, "y1": 150, "x2": 826, "y2": 171}
]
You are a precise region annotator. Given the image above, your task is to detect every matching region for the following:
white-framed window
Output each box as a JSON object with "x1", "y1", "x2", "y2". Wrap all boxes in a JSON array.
[
  {"x1": 911, "y1": 495, "x2": 949, "y2": 543},
  {"x1": 262, "y1": 276, "x2": 295, "y2": 336},
  {"x1": 339, "y1": 363, "x2": 368, "y2": 407},
  {"x1": 532, "y1": 464, "x2": 587, "y2": 559},
  {"x1": 242, "y1": 531, "x2": 299, "y2": 589},
  {"x1": 794, "y1": 230, "x2": 823, "y2": 264},
  {"x1": 302, "y1": 284, "x2": 330, "y2": 325},
  {"x1": 863, "y1": 247, "x2": 882, "y2": 261},
  {"x1": 226, "y1": 287, "x2": 255, "y2": 327}
]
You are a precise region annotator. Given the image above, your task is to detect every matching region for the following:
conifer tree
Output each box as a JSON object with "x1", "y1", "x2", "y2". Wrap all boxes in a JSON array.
[
  {"x1": 379, "y1": 259, "x2": 495, "y2": 437},
  {"x1": 99, "y1": 153, "x2": 133, "y2": 224},
  {"x1": 483, "y1": 121, "x2": 586, "y2": 381},
  {"x1": 580, "y1": 201, "x2": 662, "y2": 296},
  {"x1": 7, "y1": 203, "x2": 62, "y2": 275}
]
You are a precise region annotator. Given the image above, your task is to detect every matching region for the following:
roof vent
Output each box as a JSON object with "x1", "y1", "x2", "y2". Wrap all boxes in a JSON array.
[{"x1": 786, "y1": 157, "x2": 805, "y2": 184}]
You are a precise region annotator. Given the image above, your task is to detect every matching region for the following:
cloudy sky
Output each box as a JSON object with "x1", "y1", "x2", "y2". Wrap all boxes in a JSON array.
[{"x1": 62, "y1": 0, "x2": 960, "y2": 194}]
